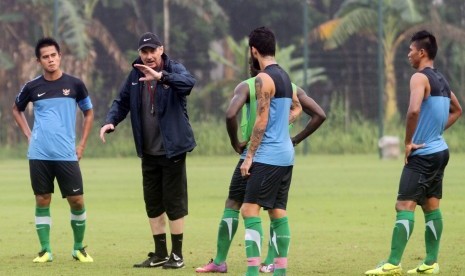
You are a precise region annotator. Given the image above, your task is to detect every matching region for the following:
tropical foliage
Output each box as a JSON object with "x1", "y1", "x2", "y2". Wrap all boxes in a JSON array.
[{"x1": 1, "y1": 0, "x2": 464, "y2": 155}]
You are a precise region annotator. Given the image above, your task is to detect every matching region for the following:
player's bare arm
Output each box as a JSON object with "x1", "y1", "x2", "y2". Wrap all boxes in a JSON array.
[
  {"x1": 405, "y1": 72, "x2": 428, "y2": 163},
  {"x1": 292, "y1": 87, "x2": 326, "y2": 146},
  {"x1": 289, "y1": 89, "x2": 302, "y2": 124},
  {"x1": 445, "y1": 91, "x2": 462, "y2": 130},
  {"x1": 77, "y1": 108, "x2": 94, "y2": 160},
  {"x1": 240, "y1": 74, "x2": 272, "y2": 177},
  {"x1": 12, "y1": 104, "x2": 32, "y2": 142},
  {"x1": 226, "y1": 82, "x2": 250, "y2": 154}
]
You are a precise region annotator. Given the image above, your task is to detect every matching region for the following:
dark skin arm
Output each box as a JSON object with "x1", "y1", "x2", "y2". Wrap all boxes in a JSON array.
[
  {"x1": 292, "y1": 87, "x2": 326, "y2": 146},
  {"x1": 240, "y1": 73, "x2": 273, "y2": 177},
  {"x1": 76, "y1": 108, "x2": 94, "y2": 160},
  {"x1": 445, "y1": 91, "x2": 462, "y2": 130},
  {"x1": 225, "y1": 81, "x2": 250, "y2": 154},
  {"x1": 289, "y1": 89, "x2": 302, "y2": 124}
]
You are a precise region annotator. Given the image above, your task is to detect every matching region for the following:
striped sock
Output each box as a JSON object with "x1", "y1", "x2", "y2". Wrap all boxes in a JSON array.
[
  {"x1": 271, "y1": 217, "x2": 290, "y2": 275},
  {"x1": 244, "y1": 216, "x2": 262, "y2": 276},
  {"x1": 35, "y1": 206, "x2": 51, "y2": 252},
  {"x1": 70, "y1": 208, "x2": 86, "y2": 250}
]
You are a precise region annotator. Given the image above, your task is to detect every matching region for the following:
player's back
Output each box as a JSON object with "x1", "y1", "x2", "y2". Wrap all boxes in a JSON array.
[{"x1": 253, "y1": 64, "x2": 294, "y2": 166}]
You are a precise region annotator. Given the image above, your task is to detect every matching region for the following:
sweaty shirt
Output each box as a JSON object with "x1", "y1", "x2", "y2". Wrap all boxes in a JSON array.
[
  {"x1": 15, "y1": 73, "x2": 93, "y2": 161},
  {"x1": 411, "y1": 67, "x2": 451, "y2": 156}
]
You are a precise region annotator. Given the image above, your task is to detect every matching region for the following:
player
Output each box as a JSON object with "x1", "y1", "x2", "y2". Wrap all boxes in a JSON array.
[
  {"x1": 365, "y1": 30, "x2": 461, "y2": 275},
  {"x1": 195, "y1": 59, "x2": 325, "y2": 273},
  {"x1": 12, "y1": 37, "x2": 94, "y2": 263}
]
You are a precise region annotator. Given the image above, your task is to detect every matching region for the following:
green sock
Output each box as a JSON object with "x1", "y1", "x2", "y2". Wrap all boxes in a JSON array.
[
  {"x1": 424, "y1": 209, "x2": 443, "y2": 265},
  {"x1": 70, "y1": 208, "x2": 86, "y2": 250},
  {"x1": 214, "y1": 208, "x2": 239, "y2": 264},
  {"x1": 387, "y1": 210, "x2": 414, "y2": 265},
  {"x1": 263, "y1": 224, "x2": 276, "y2": 265},
  {"x1": 35, "y1": 206, "x2": 51, "y2": 252},
  {"x1": 244, "y1": 217, "x2": 262, "y2": 276},
  {"x1": 271, "y1": 217, "x2": 290, "y2": 276}
]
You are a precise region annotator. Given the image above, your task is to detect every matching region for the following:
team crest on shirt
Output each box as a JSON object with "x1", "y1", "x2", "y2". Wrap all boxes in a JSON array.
[
  {"x1": 163, "y1": 84, "x2": 170, "y2": 89},
  {"x1": 63, "y1": 88, "x2": 70, "y2": 96}
]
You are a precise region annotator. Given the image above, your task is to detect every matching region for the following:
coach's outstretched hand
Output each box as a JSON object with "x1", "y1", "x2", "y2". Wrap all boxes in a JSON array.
[{"x1": 134, "y1": 64, "x2": 163, "y2": 82}]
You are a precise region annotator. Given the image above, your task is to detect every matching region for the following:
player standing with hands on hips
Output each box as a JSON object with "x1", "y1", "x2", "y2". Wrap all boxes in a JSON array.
[
  {"x1": 12, "y1": 37, "x2": 94, "y2": 263},
  {"x1": 100, "y1": 32, "x2": 196, "y2": 270},
  {"x1": 365, "y1": 30, "x2": 461, "y2": 275},
  {"x1": 239, "y1": 26, "x2": 301, "y2": 276},
  {"x1": 195, "y1": 59, "x2": 325, "y2": 273}
]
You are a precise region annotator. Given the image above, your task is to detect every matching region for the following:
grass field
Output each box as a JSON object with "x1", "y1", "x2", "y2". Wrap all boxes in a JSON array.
[{"x1": 1, "y1": 154, "x2": 464, "y2": 275}]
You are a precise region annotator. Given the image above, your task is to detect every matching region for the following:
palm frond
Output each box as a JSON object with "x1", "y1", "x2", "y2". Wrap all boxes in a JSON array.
[
  {"x1": 170, "y1": 0, "x2": 227, "y2": 23},
  {"x1": 87, "y1": 19, "x2": 128, "y2": 72},
  {"x1": 314, "y1": 19, "x2": 341, "y2": 41},
  {"x1": 336, "y1": 0, "x2": 375, "y2": 17},
  {"x1": 325, "y1": 7, "x2": 377, "y2": 49},
  {"x1": 291, "y1": 67, "x2": 328, "y2": 87},
  {"x1": 58, "y1": 0, "x2": 90, "y2": 59},
  {"x1": 208, "y1": 49, "x2": 242, "y2": 73},
  {"x1": 390, "y1": 0, "x2": 422, "y2": 23}
]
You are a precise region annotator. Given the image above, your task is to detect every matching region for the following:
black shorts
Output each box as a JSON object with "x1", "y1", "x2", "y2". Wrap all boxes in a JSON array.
[
  {"x1": 29, "y1": 160, "x2": 83, "y2": 198},
  {"x1": 141, "y1": 153, "x2": 188, "y2": 220},
  {"x1": 227, "y1": 160, "x2": 247, "y2": 203},
  {"x1": 243, "y1": 162, "x2": 293, "y2": 210},
  {"x1": 397, "y1": 149, "x2": 449, "y2": 205}
]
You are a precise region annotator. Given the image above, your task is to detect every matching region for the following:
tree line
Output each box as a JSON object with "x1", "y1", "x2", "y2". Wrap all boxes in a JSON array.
[{"x1": 1, "y1": 0, "x2": 464, "y2": 152}]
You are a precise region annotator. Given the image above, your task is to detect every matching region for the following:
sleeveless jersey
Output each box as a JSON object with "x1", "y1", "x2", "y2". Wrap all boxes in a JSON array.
[
  {"x1": 247, "y1": 64, "x2": 294, "y2": 166},
  {"x1": 411, "y1": 67, "x2": 451, "y2": 156},
  {"x1": 240, "y1": 78, "x2": 296, "y2": 160},
  {"x1": 15, "y1": 73, "x2": 93, "y2": 161}
]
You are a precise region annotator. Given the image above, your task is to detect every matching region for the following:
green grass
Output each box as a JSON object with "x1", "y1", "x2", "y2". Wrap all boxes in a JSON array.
[{"x1": 1, "y1": 155, "x2": 465, "y2": 275}]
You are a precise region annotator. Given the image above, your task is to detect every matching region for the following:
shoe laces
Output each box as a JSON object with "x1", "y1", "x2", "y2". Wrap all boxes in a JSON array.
[
  {"x1": 77, "y1": 246, "x2": 89, "y2": 257},
  {"x1": 375, "y1": 260, "x2": 400, "y2": 268},
  {"x1": 171, "y1": 253, "x2": 182, "y2": 261},
  {"x1": 375, "y1": 261, "x2": 388, "y2": 268}
]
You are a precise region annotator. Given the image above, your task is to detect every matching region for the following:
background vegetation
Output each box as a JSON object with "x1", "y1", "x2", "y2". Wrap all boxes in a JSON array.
[{"x1": 1, "y1": 0, "x2": 464, "y2": 158}]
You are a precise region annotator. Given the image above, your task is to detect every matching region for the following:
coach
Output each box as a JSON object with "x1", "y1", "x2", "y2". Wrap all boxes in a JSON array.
[{"x1": 99, "y1": 32, "x2": 196, "y2": 269}]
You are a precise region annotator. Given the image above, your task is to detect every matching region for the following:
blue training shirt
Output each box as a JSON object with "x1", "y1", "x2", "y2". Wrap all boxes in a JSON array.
[
  {"x1": 15, "y1": 73, "x2": 93, "y2": 161},
  {"x1": 411, "y1": 67, "x2": 451, "y2": 156},
  {"x1": 252, "y1": 64, "x2": 294, "y2": 166}
]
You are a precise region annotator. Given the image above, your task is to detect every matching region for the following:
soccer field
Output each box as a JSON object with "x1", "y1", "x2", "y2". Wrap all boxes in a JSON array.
[{"x1": 1, "y1": 154, "x2": 464, "y2": 275}]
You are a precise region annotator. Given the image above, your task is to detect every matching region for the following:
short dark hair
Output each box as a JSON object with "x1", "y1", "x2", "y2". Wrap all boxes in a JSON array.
[
  {"x1": 35, "y1": 37, "x2": 60, "y2": 59},
  {"x1": 248, "y1": 26, "x2": 276, "y2": 57},
  {"x1": 410, "y1": 30, "x2": 437, "y2": 60}
]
